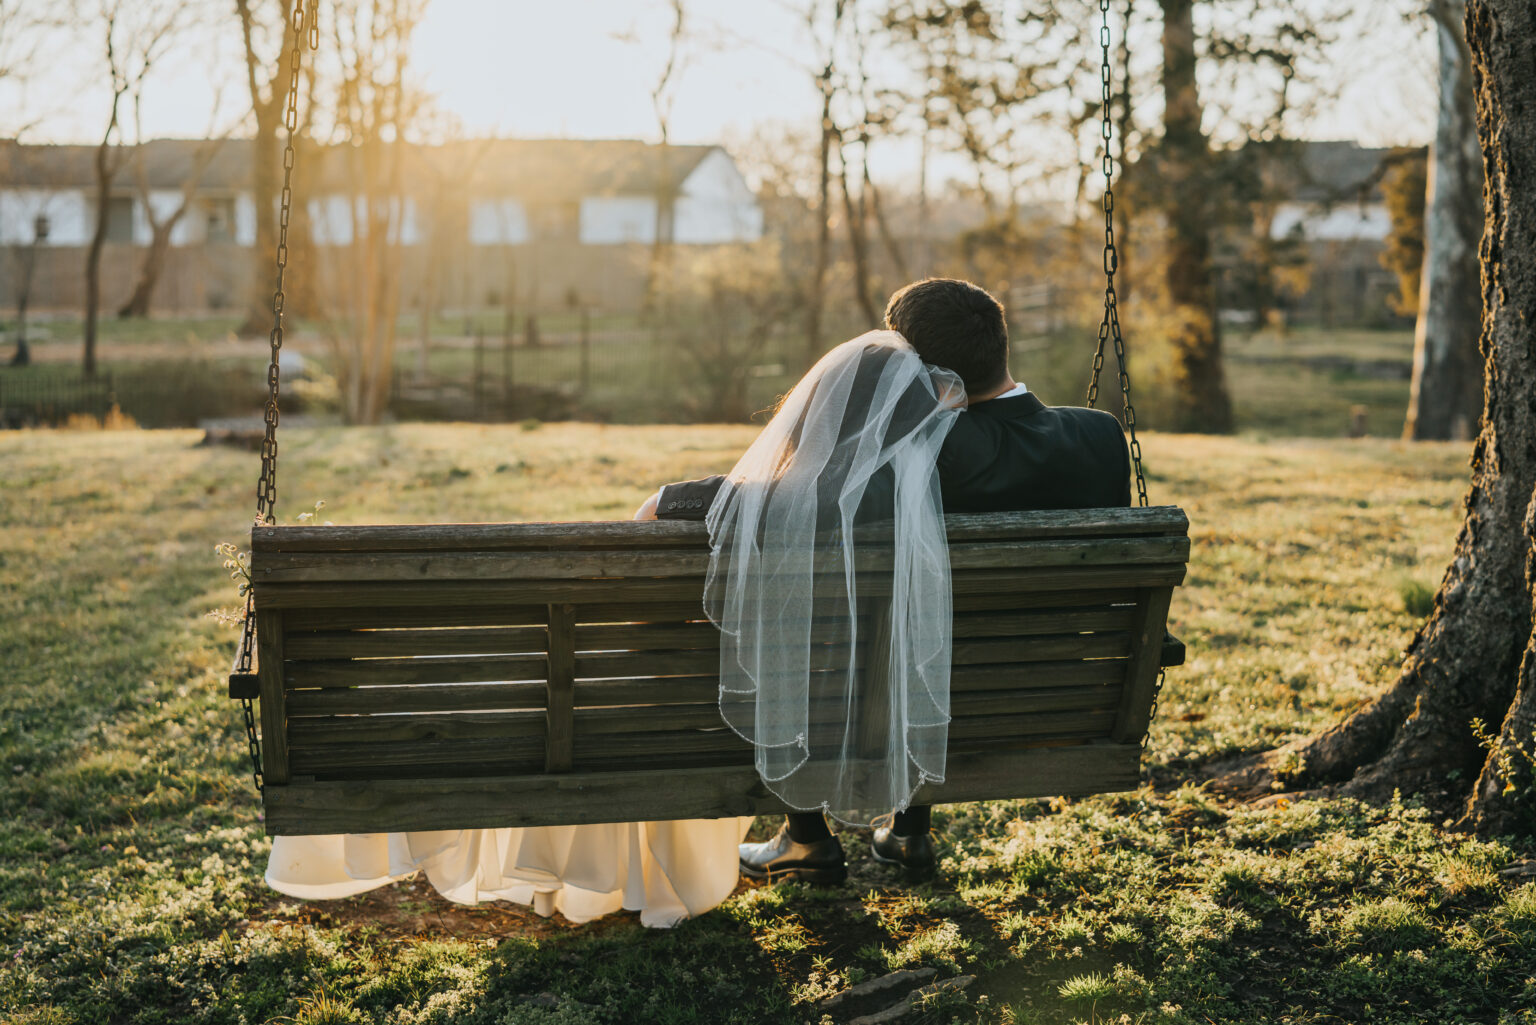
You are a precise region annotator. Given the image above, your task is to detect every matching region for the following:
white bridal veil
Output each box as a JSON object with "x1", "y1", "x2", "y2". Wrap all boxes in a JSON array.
[{"x1": 704, "y1": 330, "x2": 965, "y2": 821}]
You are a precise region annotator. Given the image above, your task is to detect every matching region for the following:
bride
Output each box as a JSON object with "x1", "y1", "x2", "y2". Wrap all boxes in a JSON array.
[{"x1": 265, "y1": 329, "x2": 964, "y2": 927}]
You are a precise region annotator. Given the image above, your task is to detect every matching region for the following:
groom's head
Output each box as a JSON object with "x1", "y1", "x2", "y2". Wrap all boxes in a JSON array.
[{"x1": 883, "y1": 278, "x2": 1009, "y2": 395}]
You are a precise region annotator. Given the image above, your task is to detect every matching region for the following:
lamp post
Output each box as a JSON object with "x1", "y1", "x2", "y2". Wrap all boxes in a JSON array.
[{"x1": 9, "y1": 213, "x2": 48, "y2": 367}]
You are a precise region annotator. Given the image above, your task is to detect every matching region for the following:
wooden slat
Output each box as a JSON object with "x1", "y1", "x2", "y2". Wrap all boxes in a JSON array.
[
  {"x1": 573, "y1": 676, "x2": 721, "y2": 707},
  {"x1": 545, "y1": 603, "x2": 576, "y2": 773},
  {"x1": 253, "y1": 536, "x2": 1189, "y2": 584},
  {"x1": 288, "y1": 709, "x2": 547, "y2": 746},
  {"x1": 289, "y1": 737, "x2": 546, "y2": 774},
  {"x1": 1111, "y1": 586, "x2": 1177, "y2": 743},
  {"x1": 950, "y1": 660, "x2": 1126, "y2": 691},
  {"x1": 285, "y1": 653, "x2": 548, "y2": 688},
  {"x1": 952, "y1": 632, "x2": 1130, "y2": 664},
  {"x1": 284, "y1": 626, "x2": 548, "y2": 659},
  {"x1": 857, "y1": 600, "x2": 895, "y2": 759},
  {"x1": 262, "y1": 742, "x2": 1142, "y2": 834},
  {"x1": 255, "y1": 577, "x2": 709, "y2": 610},
  {"x1": 253, "y1": 518, "x2": 714, "y2": 553},
  {"x1": 283, "y1": 605, "x2": 547, "y2": 631},
  {"x1": 950, "y1": 564, "x2": 1187, "y2": 595},
  {"x1": 574, "y1": 648, "x2": 719, "y2": 679},
  {"x1": 286, "y1": 681, "x2": 549, "y2": 716},
  {"x1": 575, "y1": 621, "x2": 720, "y2": 651},
  {"x1": 250, "y1": 506, "x2": 1187, "y2": 556},
  {"x1": 566, "y1": 685, "x2": 1118, "y2": 738},
  {"x1": 569, "y1": 660, "x2": 1128, "y2": 707},
  {"x1": 573, "y1": 601, "x2": 708, "y2": 624},
  {"x1": 952, "y1": 607, "x2": 1134, "y2": 637},
  {"x1": 256, "y1": 609, "x2": 289, "y2": 785},
  {"x1": 952, "y1": 588, "x2": 1135, "y2": 613}
]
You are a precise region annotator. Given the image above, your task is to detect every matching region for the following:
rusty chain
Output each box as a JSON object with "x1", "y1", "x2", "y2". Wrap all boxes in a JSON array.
[
  {"x1": 236, "y1": 0, "x2": 315, "y2": 794},
  {"x1": 1082, "y1": 0, "x2": 1165, "y2": 756}
]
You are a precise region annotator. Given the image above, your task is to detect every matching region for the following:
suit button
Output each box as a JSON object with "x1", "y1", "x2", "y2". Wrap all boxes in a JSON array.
[{"x1": 666, "y1": 501, "x2": 677, "y2": 511}]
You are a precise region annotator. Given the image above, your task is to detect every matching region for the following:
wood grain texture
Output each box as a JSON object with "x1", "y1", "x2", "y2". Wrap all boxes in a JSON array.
[
  {"x1": 1111, "y1": 587, "x2": 1178, "y2": 743},
  {"x1": 284, "y1": 653, "x2": 549, "y2": 689},
  {"x1": 251, "y1": 506, "x2": 1187, "y2": 555},
  {"x1": 284, "y1": 626, "x2": 548, "y2": 660},
  {"x1": 256, "y1": 610, "x2": 289, "y2": 785},
  {"x1": 285, "y1": 681, "x2": 550, "y2": 716},
  {"x1": 262, "y1": 741, "x2": 1143, "y2": 834},
  {"x1": 545, "y1": 603, "x2": 577, "y2": 773},
  {"x1": 252, "y1": 537, "x2": 1190, "y2": 584}
]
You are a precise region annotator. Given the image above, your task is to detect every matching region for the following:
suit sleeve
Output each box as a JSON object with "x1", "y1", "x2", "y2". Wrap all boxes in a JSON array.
[{"x1": 654, "y1": 475, "x2": 726, "y2": 520}]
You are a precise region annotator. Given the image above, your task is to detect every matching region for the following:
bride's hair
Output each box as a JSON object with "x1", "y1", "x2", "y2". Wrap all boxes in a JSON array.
[{"x1": 882, "y1": 278, "x2": 1009, "y2": 394}]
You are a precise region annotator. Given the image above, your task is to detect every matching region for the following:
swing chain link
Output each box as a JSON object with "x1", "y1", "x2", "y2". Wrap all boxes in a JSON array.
[
  {"x1": 1086, "y1": 0, "x2": 1149, "y2": 513},
  {"x1": 236, "y1": 0, "x2": 316, "y2": 795},
  {"x1": 1085, "y1": 0, "x2": 1163, "y2": 757}
]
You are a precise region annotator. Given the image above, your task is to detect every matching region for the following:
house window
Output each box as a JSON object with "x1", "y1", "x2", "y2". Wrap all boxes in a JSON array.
[
  {"x1": 204, "y1": 197, "x2": 237, "y2": 243},
  {"x1": 104, "y1": 195, "x2": 134, "y2": 243}
]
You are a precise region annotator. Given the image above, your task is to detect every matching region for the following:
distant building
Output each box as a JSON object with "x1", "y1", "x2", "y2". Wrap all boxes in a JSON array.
[
  {"x1": 1220, "y1": 140, "x2": 1421, "y2": 328},
  {"x1": 0, "y1": 137, "x2": 764, "y2": 314}
]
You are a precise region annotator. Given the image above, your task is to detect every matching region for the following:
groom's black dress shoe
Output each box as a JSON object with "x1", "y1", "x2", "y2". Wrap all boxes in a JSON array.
[
  {"x1": 871, "y1": 826, "x2": 937, "y2": 876},
  {"x1": 739, "y1": 826, "x2": 847, "y2": 885}
]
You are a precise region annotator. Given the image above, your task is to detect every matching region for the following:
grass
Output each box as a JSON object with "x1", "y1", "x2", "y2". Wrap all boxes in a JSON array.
[
  {"x1": 6, "y1": 317, "x2": 1417, "y2": 433},
  {"x1": 4, "y1": 421, "x2": 1533, "y2": 1024}
]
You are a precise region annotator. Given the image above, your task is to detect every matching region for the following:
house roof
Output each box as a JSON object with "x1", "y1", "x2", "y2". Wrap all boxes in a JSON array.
[
  {"x1": 1258, "y1": 140, "x2": 1425, "y2": 203},
  {"x1": 0, "y1": 137, "x2": 720, "y2": 200}
]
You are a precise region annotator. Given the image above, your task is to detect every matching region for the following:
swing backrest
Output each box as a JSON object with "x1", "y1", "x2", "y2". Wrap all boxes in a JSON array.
[{"x1": 231, "y1": 506, "x2": 1187, "y2": 835}]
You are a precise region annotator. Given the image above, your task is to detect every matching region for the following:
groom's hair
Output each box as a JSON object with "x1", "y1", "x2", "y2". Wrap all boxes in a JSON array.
[{"x1": 882, "y1": 278, "x2": 1008, "y2": 394}]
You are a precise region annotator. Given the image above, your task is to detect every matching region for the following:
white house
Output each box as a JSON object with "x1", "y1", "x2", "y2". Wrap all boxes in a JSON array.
[{"x1": 0, "y1": 137, "x2": 766, "y2": 312}]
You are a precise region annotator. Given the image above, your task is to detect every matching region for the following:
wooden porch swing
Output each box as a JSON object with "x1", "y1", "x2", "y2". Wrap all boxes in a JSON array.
[{"x1": 227, "y1": 0, "x2": 1188, "y2": 836}]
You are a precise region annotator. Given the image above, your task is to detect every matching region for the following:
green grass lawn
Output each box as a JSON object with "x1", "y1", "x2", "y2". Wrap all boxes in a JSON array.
[
  {"x1": 6, "y1": 316, "x2": 1419, "y2": 435},
  {"x1": 4, "y1": 423, "x2": 1533, "y2": 1025}
]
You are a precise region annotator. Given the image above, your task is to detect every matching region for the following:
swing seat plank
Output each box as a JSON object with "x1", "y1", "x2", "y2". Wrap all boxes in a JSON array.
[{"x1": 234, "y1": 506, "x2": 1189, "y2": 835}]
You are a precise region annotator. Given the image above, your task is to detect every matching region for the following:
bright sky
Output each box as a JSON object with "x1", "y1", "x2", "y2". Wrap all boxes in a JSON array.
[{"x1": 10, "y1": 0, "x2": 1437, "y2": 190}]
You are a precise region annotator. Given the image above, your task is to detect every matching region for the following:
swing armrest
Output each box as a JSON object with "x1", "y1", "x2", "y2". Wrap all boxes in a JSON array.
[{"x1": 228, "y1": 628, "x2": 260, "y2": 700}]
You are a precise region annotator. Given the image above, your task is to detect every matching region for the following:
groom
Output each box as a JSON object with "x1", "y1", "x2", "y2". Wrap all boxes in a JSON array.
[{"x1": 642, "y1": 277, "x2": 1131, "y2": 883}]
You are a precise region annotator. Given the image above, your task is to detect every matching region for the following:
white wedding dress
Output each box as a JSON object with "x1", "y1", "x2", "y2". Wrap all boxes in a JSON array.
[{"x1": 267, "y1": 817, "x2": 754, "y2": 928}]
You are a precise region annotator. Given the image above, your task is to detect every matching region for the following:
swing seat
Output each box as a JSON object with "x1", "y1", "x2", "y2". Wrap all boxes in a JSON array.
[{"x1": 229, "y1": 505, "x2": 1188, "y2": 835}]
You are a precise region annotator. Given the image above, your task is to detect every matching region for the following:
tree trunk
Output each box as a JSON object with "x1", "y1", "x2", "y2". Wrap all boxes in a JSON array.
[
  {"x1": 118, "y1": 211, "x2": 184, "y2": 318},
  {"x1": 839, "y1": 136, "x2": 880, "y2": 327},
  {"x1": 1222, "y1": 0, "x2": 1536, "y2": 835},
  {"x1": 806, "y1": 64, "x2": 835, "y2": 368},
  {"x1": 238, "y1": 107, "x2": 282, "y2": 337},
  {"x1": 1159, "y1": 0, "x2": 1233, "y2": 433},
  {"x1": 83, "y1": 132, "x2": 118, "y2": 380},
  {"x1": 1403, "y1": 0, "x2": 1485, "y2": 442}
]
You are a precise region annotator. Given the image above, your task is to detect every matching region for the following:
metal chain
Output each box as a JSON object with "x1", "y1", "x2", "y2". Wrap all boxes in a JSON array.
[
  {"x1": 236, "y1": 0, "x2": 315, "y2": 794},
  {"x1": 1085, "y1": 0, "x2": 1149, "y2": 512},
  {"x1": 1084, "y1": 0, "x2": 1164, "y2": 757}
]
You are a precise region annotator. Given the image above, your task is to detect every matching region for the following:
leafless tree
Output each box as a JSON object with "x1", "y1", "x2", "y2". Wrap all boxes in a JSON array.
[
  {"x1": 313, "y1": 0, "x2": 431, "y2": 424},
  {"x1": 232, "y1": 0, "x2": 304, "y2": 338},
  {"x1": 117, "y1": 92, "x2": 231, "y2": 318},
  {"x1": 640, "y1": 0, "x2": 688, "y2": 317},
  {"x1": 79, "y1": 0, "x2": 187, "y2": 378}
]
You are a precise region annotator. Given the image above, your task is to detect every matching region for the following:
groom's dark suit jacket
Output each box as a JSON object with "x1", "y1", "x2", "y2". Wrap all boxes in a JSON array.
[{"x1": 655, "y1": 391, "x2": 1132, "y2": 519}]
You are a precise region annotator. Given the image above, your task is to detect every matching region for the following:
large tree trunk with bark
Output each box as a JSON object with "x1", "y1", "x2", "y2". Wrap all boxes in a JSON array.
[
  {"x1": 1159, "y1": 0, "x2": 1233, "y2": 433},
  {"x1": 1221, "y1": 0, "x2": 1536, "y2": 835},
  {"x1": 1403, "y1": 0, "x2": 1485, "y2": 442}
]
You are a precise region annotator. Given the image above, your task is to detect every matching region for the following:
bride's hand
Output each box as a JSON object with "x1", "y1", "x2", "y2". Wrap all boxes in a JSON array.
[{"x1": 633, "y1": 489, "x2": 662, "y2": 520}]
